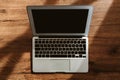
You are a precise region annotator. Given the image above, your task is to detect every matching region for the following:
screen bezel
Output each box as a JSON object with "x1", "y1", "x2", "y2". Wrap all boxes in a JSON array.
[{"x1": 27, "y1": 6, "x2": 93, "y2": 36}]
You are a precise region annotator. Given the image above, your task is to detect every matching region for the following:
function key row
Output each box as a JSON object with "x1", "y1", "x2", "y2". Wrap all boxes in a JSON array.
[{"x1": 35, "y1": 39, "x2": 86, "y2": 44}]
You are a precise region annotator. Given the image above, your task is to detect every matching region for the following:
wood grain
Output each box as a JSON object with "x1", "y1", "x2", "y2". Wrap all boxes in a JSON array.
[{"x1": 0, "y1": 0, "x2": 120, "y2": 80}]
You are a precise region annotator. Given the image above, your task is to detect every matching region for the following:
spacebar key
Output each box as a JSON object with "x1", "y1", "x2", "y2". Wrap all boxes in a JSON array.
[{"x1": 50, "y1": 55, "x2": 67, "y2": 57}]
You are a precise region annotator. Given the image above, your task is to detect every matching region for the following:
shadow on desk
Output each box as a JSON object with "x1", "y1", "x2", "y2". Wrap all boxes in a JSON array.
[
  {"x1": 0, "y1": 28, "x2": 32, "y2": 80},
  {"x1": 69, "y1": 0, "x2": 120, "y2": 80}
]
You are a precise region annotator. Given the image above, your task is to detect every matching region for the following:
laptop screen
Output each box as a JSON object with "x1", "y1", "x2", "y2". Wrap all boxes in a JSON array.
[{"x1": 32, "y1": 9, "x2": 88, "y2": 33}]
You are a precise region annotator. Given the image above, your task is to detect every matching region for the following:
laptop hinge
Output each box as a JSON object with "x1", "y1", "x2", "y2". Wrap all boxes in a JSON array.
[{"x1": 37, "y1": 35, "x2": 85, "y2": 38}]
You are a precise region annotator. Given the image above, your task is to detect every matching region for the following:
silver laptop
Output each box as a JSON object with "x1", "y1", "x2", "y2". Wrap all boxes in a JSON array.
[{"x1": 27, "y1": 6, "x2": 93, "y2": 73}]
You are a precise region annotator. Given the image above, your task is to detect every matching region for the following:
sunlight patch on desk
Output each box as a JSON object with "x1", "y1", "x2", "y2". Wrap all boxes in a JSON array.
[
  {"x1": 0, "y1": 27, "x2": 29, "y2": 48},
  {"x1": 0, "y1": 54, "x2": 11, "y2": 67},
  {"x1": 58, "y1": 0, "x2": 78, "y2": 5},
  {"x1": 89, "y1": 0, "x2": 113, "y2": 45},
  {"x1": 11, "y1": 52, "x2": 30, "y2": 74}
]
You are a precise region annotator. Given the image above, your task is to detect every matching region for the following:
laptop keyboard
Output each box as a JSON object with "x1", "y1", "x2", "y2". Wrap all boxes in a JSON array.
[{"x1": 34, "y1": 38, "x2": 86, "y2": 58}]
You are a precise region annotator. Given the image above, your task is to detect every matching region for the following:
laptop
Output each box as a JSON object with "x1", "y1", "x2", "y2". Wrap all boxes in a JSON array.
[{"x1": 27, "y1": 6, "x2": 93, "y2": 73}]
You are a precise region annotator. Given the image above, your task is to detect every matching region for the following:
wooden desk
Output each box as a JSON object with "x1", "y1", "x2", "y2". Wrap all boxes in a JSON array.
[{"x1": 0, "y1": 0, "x2": 120, "y2": 80}]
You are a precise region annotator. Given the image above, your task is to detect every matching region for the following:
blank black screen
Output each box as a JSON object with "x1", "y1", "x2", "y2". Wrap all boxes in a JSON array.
[{"x1": 32, "y1": 9, "x2": 88, "y2": 33}]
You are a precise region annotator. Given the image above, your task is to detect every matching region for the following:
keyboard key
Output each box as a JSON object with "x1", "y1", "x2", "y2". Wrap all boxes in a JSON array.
[
  {"x1": 79, "y1": 52, "x2": 86, "y2": 54},
  {"x1": 53, "y1": 41, "x2": 55, "y2": 43},
  {"x1": 79, "y1": 44, "x2": 82, "y2": 47},
  {"x1": 80, "y1": 48, "x2": 83, "y2": 51},
  {"x1": 81, "y1": 39, "x2": 86, "y2": 43},
  {"x1": 35, "y1": 51, "x2": 39, "y2": 54},
  {"x1": 35, "y1": 48, "x2": 40, "y2": 50},
  {"x1": 42, "y1": 40, "x2": 45, "y2": 43},
  {"x1": 67, "y1": 40, "x2": 69, "y2": 43},
  {"x1": 72, "y1": 44, "x2": 75, "y2": 47},
  {"x1": 77, "y1": 48, "x2": 80, "y2": 50},
  {"x1": 74, "y1": 41, "x2": 77, "y2": 43},
  {"x1": 51, "y1": 44, "x2": 54, "y2": 47},
  {"x1": 35, "y1": 40, "x2": 38, "y2": 43},
  {"x1": 83, "y1": 44, "x2": 86, "y2": 50},
  {"x1": 39, "y1": 55, "x2": 41, "y2": 57},
  {"x1": 78, "y1": 41, "x2": 80, "y2": 43},
  {"x1": 48, "y1": 44, "x2": 50, "y2": 47},
  {"x1": 66, "y1": 48, "x2": 69, "y2": 50},
  {"x1": 79, "y1": 55, "x2": 82, "y2": 57},
  {"x1": 39, "y1": 41, "x2": 41, "y2": 43},
  {"x1": 55, "y1": 44, "x2": 57, "y2": 47},
  {"x1": 49, "y1": 41, "x2": 52, "y2": 43},
  {"x1": 46, "y1": 55, "x2": 49, "y2": 57},
  {"x1": 76, "y1": 44, "x2": 79, "y2": 47},
  {"x1": 48, "y1": 48, "x2": 51, "y2": 50},
  {"x1": 51, "y1": 48, "x2": 54, "y2": 50},
  {"x1": 61, "y1": 51, "x2": 64, "y2": 54},
  {"x1": 50, "y1": 55, "x2": 67, "y2": 57},
  {"x1": 40, "y1": 51, "x2": 43, "y2": 54},
  {"x1": 35, "y1": 55, "x2": 38, "y2": 57},
  {"x1": 68, "y1": 44, "x2": 71, "y2": 47},
  {"x1": 40, "y1": 44, "x2": 43, "y2": 47},
  {"x1": 44, "y1": 48, "x2": 47, "y2": 50},
  {"x1": 72, "y1": 55, "x2": 75, "y2": 57},
  {"x1": 46, "y1": 41, "x2": 48, "y2": 43},
  {"x1": 63, "y1": 48, "x2": 65, "y2": 50},
  {"x1": 50, "y1": 51, "x2": 53, "y2": 54},
  {"x1": 75, "y1": 54, "x2": 79, "y2": 56},
  {"x1": 65, "y1": 44, "x2": 68, "y2": 47},
  {"x1": 55, "y1": 48, "x2": 58, "y2": 50},
  {"x1": 42, "y1": 55, "x2": 45, "y2": 57},
  {"x1": 68, "y1": 55, "x2": 71, "y2": 57},
  {"x1": 82, "y1": 56, "x2": 86, "y2": 58}
]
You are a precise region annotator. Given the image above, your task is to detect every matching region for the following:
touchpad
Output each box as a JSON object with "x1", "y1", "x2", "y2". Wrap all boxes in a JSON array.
[{"x1": 51, "y1": 59, "x2": 70, "y2": 72}]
